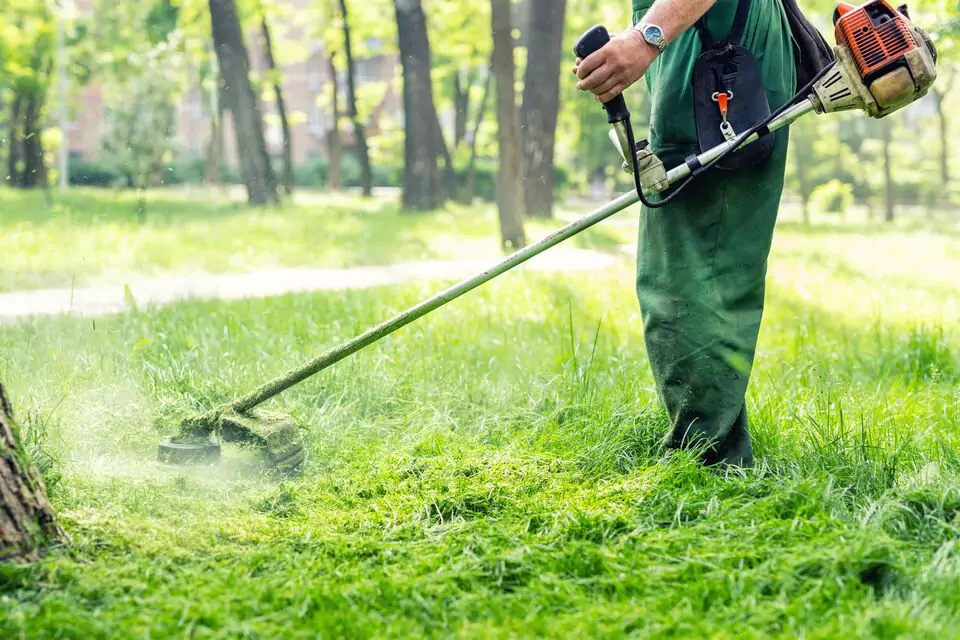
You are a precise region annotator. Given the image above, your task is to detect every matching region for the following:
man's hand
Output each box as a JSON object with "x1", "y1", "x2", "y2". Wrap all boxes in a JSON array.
[{"x1": 572, "y1": 29, "x2": 659, "y2": 103}]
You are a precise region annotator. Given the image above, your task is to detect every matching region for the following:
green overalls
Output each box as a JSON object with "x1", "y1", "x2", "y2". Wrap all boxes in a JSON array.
[{"x1": 631, "y1": 0, "x2": 796, "y2": 466}]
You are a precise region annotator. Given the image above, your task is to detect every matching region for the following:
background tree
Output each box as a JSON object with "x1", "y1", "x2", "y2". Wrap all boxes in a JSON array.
[
  {"x1": 102, "y1": 36, "x2": 182, "y2": 219},
  {"x1": 394, "y1": 0, "x2": 445, "y2": 210},
  {"x1": 461, "y1": 67, "x2": 492, "y2": 203},
  {"x1": 427, "y1": 1, "x2": 493, "y2": 203},
  {"x1": 338, "y1": 0, "x2": 373, "y2": 197},
  {"x1": 208, "y1": 0, "x2": 279, "y2": 205},
  {"x1": 521, "y1": 0, "x2": 567, "y2": 218},
  {"x1": 260, "y1": 13, "x2": 295, "y2": 195},
  {"x1": 325, "y1": 52, "x2": 343, "y2": 190},
  {"x1": 881, "y1": 116, "x2": 895, "y2": 222},
  {"x1": 490, "y1": 0, "x2": 526, "y2": 249},
  {"x1": 2, "y1": 0, "x2": 55, "y2": 190},
  {"x1": 0, "y1": 383, "x2": 64, "y2": 563}
]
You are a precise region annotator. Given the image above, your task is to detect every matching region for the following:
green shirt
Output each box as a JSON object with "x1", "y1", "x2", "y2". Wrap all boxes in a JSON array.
[{"x1": 631, "y1": 0, "x2": 796, "y2": 163}]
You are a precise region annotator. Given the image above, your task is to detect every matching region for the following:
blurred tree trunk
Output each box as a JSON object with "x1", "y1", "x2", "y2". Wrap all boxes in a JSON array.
[
  {"x1": 453, "y1": 69, "x2": 470, "y2": 148},
  {"x1": 929, "y1": 67, "x2": 954, "y2": 196},
  {"x1": 326, "y1": 54, "x2": 343, "y2": 191},
  {"x1": 791, "y1": 126, "x2": 811, "y2": 225},
  {"x1": 338, "y1": 0, "x2": 373, "y2": 197},
  {"x1": 490, "y1": 0, "x2": 526, "y2": 248},
  {"x1": 394, "y1": 0, "x2": 443, "y2": 210},
  {"x1": 208, "y1": 0, "x2": 279, "y2": 206},
  {"x1": 0, "y1": 383, "x2": 65, "y2": 563},
  {"x1": 882, "y1": 118, "x2": 894, "y2": 223},
  {"x1": 20, "y1": 93, "x2": 47, "y2": 189},
  {"x1": 460, "y1": 69, "x2": 491, "y2": 204},
  {"x1": 521, "y1": 0, "x2": 567, "y2": 218},
  {"x1": 7, "y1": 95, "x2": 23, "y2": 185},
  {"x1": 204, "y1": 85, "x2": 224, "y2": 186},
  {"x1": 260, "y1": 16, "x2": 295, "y2": 196}
]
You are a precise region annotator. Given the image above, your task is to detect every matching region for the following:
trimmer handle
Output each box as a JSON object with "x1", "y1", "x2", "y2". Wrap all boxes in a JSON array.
[{"x1": 574, "y1": 25, "x2": 631, "y2": 124}]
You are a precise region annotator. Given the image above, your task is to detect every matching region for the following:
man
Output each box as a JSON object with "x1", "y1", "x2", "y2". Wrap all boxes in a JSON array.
[{"x1": 573, "y1": 0, "x2": 796, "y2": 467}]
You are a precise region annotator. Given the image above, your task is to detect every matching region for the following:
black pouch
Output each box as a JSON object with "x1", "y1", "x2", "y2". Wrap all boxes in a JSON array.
[{"x1": 691, "y1": 0, "x2": 774, "y2": 170}]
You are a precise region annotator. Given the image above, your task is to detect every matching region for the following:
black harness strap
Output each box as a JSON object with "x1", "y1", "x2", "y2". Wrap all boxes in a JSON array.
[{"x1": 695, "y1": 0, "x2": 752, "y2": 48}]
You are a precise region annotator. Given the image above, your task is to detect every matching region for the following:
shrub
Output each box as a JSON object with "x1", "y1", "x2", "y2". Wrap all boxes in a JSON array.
[
  {"x1": 811, "y1": 179, "x2": 854, "y2": 215},
  {"x1": 68, "y1": 157, "x2": 125, "y2": 187}
]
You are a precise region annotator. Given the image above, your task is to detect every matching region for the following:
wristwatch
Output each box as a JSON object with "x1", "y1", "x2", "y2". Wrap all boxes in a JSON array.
[{"x1": 636, "y1": 22, "x2": 668, "y2": 53}]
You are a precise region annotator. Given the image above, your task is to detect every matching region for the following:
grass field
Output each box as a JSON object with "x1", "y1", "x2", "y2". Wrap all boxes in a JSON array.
[
  {"x1": 0, "y1": 188, "x2": 626, "y2": 292},
  {"x1": 1, "y1": 192, "x2": 959, "y2": 637}
]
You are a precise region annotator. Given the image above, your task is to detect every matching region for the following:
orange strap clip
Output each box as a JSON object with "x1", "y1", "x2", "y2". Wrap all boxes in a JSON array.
[{"x1": 712, "y1": 91, "x2": 732, "y2": 119}]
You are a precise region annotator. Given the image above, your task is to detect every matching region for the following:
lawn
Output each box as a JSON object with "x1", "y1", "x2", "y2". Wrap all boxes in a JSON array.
[
  {"x1": 1, "y1": 192, "x2": 959, "y2": 637},
  {"x1": 0, "y1": 188, "x2": 628, "y2": 292}
]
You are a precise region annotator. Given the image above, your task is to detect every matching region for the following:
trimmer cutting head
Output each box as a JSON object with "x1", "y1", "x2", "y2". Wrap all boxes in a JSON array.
[{"x1": 160, "y1": 407, "x2": 305, "y2": 472}]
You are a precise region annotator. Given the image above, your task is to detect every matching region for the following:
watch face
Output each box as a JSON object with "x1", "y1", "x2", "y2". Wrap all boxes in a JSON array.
[{"x1": 644, "y1": 25, "x2": 664, "y2": 45}]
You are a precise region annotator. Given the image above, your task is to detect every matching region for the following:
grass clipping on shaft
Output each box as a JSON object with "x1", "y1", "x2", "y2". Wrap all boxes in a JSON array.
[{"x1": 178, "y1": 408, "x2": 305, "y2": 472}]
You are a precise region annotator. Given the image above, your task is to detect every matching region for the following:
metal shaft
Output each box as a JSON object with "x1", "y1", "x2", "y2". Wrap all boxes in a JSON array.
[{"x1": 231, "y1": 190, "x2": 640, "y2": 413}]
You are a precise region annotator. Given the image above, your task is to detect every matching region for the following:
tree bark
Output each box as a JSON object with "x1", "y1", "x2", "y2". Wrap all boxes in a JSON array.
[
  {"x1": 792, "y1": 126, "x2": 811, "y2": 225},
  {"x1": 930, "y1": 68, "x2": 953, "y2": 195},
  {"x1": 882, "y1": 117, "x2": 895, "y2": 223},
  {"x1": 260, "y1": 16, "x2": 295, "y2": 196},
  {"x1": 453, "y1": 69, "x2": 470, "y2": 148},
  {"x1": 326, "y1": 53, "x2": 343, "y2": 191},
  {"x1": 394, "y1": 0, "x2": 444, "y2": 210},
  {"x1": 7, "y1": 95, "x2": 23, "y2": 186},
  {"x1": 204, "y1": 86, "x2": 224, "y2": 186},
  {"x1": 208, "y1": 0, "x2": 279, "y2": 206},
  {"x1": 520, "y1": 0, "x2": 567, "y2": 218},
  {"x1": 0, "y1": 383, "x2": 65, "y2": 563},
  {"x1": 461, "y1": 68, "x2": 492, "y2": 204},
  {"x1": 338, "y1": 0, "x2": 373, "y2": 197},
  {"x1": 490, "y1": 0, "x2": 526, "y2": 248}
]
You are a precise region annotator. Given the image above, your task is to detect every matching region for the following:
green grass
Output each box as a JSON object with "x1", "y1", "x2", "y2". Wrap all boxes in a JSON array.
[
  {"x1": 1, "y1": 197, "x2": 960, "y2": 637},
  {"x1": 0, "y1": 188, "x2": 629, "y2": 292}
]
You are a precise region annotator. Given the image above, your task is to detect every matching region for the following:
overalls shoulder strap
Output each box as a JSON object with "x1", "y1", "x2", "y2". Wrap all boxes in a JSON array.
[{"x1": 694, "y1": 0, "x2": 752, "y2": 48}]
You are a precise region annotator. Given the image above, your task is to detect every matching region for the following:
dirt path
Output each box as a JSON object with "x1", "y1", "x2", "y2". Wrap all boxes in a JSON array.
[{"x1": 0, "y1": 249, "x2": 619, "y2": 323}]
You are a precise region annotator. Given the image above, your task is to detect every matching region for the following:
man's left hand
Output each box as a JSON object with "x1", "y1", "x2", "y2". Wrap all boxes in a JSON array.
[{"x1": 572, "y1": 29, "x2": 659, "y2": 103}]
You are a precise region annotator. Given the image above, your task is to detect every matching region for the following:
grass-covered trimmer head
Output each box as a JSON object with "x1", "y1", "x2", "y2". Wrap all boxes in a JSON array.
[{"x1": 159, "y1": 407, "x2": 304, "y2": 472}]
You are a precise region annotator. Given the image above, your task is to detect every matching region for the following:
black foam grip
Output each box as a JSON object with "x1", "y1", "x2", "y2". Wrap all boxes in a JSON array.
[{"x1": 574, "y1": 25, "x2": 630, "y2": 124}]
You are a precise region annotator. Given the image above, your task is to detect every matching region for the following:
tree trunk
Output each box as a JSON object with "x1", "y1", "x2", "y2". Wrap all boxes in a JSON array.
[
  {"x1": 394, "y1": 0, "x2": 444, "y2": 210},
  {"x1": 882, "y1": 118, "x2": 895, "y2": 223},
  {"x1": 930, "y1": 68, "x2": 954, "y2": 196},
  {"x1": 520, "y1": 0, "x2": 567, "y2": 218},
  {"x1": 453, "y1": 69, "x2": 470, "y2": 148},
  {"x1": 792, "y1": 129, "x2": 810, "y2": 225},
  {"x1": 21, "y1": 93, "x2": 48, "y2": 190},
  {"x1": 261, "y1": 16, "x2": 295, "y2": 196},
  {"x1": 204, "y1": 87, "x2": 224, "y2": 186},
  {"x1": 339, "y1": 0, "x2": 373, "y2": 197},
  {"x1": 326, "y1": 53, "x2": 343, "y2": 191},
  {"x1": 7, "y1": 95, "x2": 22, "y2": 186},
  {"x1": 433, "y1": 113, "x2": 456, "y2": 201},
  {"x1": 0, "y1": 383, "x2": 65, "y2": 563},
  {"x1": 208, "y1": 0, "x2": 279, "y2": 206},
  {"x1": 461, "y1": 68, "x2": 492, "y2": 204},
  {"x1": 490, "y1": 0, "x2": 526, "y2": 248}
]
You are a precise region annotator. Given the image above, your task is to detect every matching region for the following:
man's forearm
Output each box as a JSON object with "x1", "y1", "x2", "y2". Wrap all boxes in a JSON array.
[
  {"x1": 637, "y1": 0, "x2": 716, "y2": 45},
  {"x1": 573, "y1": 0, "x2": 717, "y2": 101}
]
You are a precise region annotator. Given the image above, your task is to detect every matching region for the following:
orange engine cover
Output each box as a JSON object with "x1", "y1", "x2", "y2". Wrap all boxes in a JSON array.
[{"x1": 835, "y1": 1, "x2": 919, "y2": 81}]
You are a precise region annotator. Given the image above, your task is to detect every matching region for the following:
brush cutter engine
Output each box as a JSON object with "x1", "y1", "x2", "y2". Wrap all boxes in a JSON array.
[{"x1": 814, "y1": 1, "x2": 937, "y2": 117}]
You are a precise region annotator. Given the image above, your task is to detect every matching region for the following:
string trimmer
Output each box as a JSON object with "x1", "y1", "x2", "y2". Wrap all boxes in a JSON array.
[{"x1": 158, "y1": 0, "x2": 936, "y2": 471}]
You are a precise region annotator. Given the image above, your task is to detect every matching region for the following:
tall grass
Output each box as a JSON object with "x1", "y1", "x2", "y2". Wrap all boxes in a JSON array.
[{"x1": 0, "y1": 219, "x2": 958, "y2": 637}]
